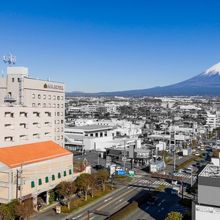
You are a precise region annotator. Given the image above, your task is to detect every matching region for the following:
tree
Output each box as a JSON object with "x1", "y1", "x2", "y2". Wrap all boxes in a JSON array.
[
  {"x1": 89, "y1": 173, "x2": 97, "y2": 198},
  {"x1": 75, "y1": 173, "x2": 92, "y2": 201},
  {"x1": 0, "y1": 200, "x2": 19, "y2": 220},
  {"x1": 0, "y1": 204, "x2": 12, "y2": 220},
  {"x1": 56, "y1": 181, "x2": 77, "y2": 209},
  {"x1": 96, "y1": 169, "x2": 109, "y2": 191},
  {"x1": 15, "y1": 198, "x2": 33, "y2": 220},
  {"x1": 165, "y1": 211, "x2": 183, "y2": 220}
]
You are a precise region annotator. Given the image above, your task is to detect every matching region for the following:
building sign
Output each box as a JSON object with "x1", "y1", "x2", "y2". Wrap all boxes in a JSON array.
[{"x1": 44, "y1": 83, "x2": 64, "y2": 91}]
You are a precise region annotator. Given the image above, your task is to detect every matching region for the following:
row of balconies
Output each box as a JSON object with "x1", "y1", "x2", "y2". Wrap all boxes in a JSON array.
[
  {"x1": 4, "y1": 111, "x2": 52, "y2": 118},
  {"x1": 4, "y1": 122, "x2": 52, "y2": 130},
  {"x1": 4, "y1": 132, "x2": 52, "y2": 142}
]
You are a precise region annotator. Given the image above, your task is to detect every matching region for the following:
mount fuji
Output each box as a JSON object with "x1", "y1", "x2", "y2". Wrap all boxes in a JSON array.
[{"x1": 67, "y1": 62, "x2": 220, "y2": 97}]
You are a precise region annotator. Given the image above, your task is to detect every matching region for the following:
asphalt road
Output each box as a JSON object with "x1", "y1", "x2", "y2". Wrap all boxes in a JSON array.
[
  {"x1": 65, "y1": 182, "x2": 143, "y2": 220},
  {"x1": 126, "y1": 189, "x2": 188, "y2": 220}
]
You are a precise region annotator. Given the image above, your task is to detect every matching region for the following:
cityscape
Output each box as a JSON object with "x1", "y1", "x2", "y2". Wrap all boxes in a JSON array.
[{"x1": 1, "y1": 1, "x2": 220, "y2": 220}]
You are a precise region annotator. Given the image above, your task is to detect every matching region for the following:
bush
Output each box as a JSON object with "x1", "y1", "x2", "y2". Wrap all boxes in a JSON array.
[{"x1": 165, "y1": 211, "x2": 183, "y2": 220}]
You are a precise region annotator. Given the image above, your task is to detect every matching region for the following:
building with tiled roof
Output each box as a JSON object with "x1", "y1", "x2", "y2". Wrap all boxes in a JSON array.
[{"x1": 0, "y1": 141, "x2": 73, "y2": 205}]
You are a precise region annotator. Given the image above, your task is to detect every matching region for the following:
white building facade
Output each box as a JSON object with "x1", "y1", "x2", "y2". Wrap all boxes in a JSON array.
[{"x1": 0, "y1": 67, "x2": 65, "y2": 146}]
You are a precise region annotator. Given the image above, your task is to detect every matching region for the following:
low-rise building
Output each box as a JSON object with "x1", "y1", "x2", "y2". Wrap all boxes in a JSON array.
[
  {"x1": 0, "y1": 141, "x2": 73, "y2": 207},
  {"x1": 193, "y1": 164, "x2": 220, "y2": 220}
]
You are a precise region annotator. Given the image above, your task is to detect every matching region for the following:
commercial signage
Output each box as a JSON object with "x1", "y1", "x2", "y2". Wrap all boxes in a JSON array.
[{"x1": 44, "y1": 83, "x2": 64, "y2": 91}]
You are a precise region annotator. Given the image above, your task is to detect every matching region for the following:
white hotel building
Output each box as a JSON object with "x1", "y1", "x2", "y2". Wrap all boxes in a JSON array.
[{"x1": 0, "y1": 66, "x2": 65, "y2": 147}]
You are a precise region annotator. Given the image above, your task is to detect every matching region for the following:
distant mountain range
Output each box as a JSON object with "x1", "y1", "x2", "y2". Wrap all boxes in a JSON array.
[{"x1": 67, "y1": 62, "x2": 220, "y2": 97}]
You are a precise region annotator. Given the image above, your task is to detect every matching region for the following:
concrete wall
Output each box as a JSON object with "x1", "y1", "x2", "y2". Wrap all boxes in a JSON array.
[
  {"x1": 195, "y1": 204, "x2": 220, "y2": 220},
  {"x1": 198, "y1": 184, "x2": 220, "y2": 207},
  {"x1": 0, "y1": 107, "x2": 54, "y2": 147}
]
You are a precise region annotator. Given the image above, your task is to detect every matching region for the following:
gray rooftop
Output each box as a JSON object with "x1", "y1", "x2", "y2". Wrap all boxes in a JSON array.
[
  {"x1": 199, "y1": 164, "x2": 220, "y2": 178},
  {"x1": 66, "y1": 124, "x2": 113, "y2": 132}
]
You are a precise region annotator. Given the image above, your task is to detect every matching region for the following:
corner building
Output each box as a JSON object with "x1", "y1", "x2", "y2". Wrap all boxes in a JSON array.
[{"x1": 0, "y1": 67, "x2": 65, "y2": 146}]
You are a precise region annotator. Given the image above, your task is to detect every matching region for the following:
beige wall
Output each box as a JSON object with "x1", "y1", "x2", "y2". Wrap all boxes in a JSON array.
[
  {"x1": 0, "y1": 67, "x2": 65, "y2": 146},
  {"x1": 0, "y1": 154, "x2": 73, "y2": 203},
  {"x1": 0, "y1": 107, "x2": 55, "y2": 147}
]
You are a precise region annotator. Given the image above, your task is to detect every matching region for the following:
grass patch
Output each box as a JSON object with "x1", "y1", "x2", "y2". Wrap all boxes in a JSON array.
[
  {"x1": 114, "y1": 175, "x2": 133, "y2": 183},
  {"x1": 61, "y1": 185, "x2": 115, "y2": 213},
  {"x1": 177, "y1": 156, "x2": 200, "y2": 170},
  {"x1": 155, "y1": 184, "x2": 167, "y2": 192}
]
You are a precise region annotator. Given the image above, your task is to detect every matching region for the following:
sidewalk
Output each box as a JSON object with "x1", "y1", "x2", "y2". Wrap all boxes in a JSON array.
[{"x1": 31, "y1": 201, "x2": 59, "y2": 218}]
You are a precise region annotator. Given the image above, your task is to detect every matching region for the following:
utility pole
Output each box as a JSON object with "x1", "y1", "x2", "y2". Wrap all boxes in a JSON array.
[
  {"x1": 16, "y1": 170, "x2": 19, "y2": 199},
  {"x1": 170, "y1": 127, "x2": 176, "y2": 173},
  {"x1": 123, "y1": 140, "x2": 126, "y2": 170}
]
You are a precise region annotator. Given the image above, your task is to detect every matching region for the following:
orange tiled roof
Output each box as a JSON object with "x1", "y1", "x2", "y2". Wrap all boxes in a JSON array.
[{"x1": 0, "y1": 141, "x2": 72, "y2": 168}]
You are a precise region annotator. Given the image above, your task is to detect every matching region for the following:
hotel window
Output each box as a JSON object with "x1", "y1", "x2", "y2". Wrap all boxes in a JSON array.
[
  {"x1": 57, "y1": 104, "x2": 60, "y2": 108},
  {"x1": 32, "y1": 103, "x2": 36, "y2": 107},
  {"x1": 38, "y1": 103, "x2": 41, "y2": 107},
  {"x1": 69, "y1": 169, "x2": 72, "y2": 175},
  {"x1": 61, "y1": 112, "x2": 63, "y2": 116},
  {"x1": 53, "y1": 95, "x2": 56, "y2": 100},
  {"x1": 61, "y1": 120, "x2": 63, "y2": 124},
  {"x1": 61, "y1": 96, "x2": 63, "y2": 100},
  {"x1": 18, "y1": 78, "x2": 21, "y2": 82},
  {"x1": 38, "y1": 179, "x2": 42, "y2": 185},
  {"x1": 31, "y1": 181, "x2": 35, "y2": 188},
  {"x1": 57, "y1": 96, "x2": 60, "y2": 100},
  {"x1": 43, "y1": 94, "x2": 46, "y2": 99},
  {"x1": 58, "y1": 172, "x2": 61, "y2": 179},
  {"x1": 38, "y1": 94, "x2": 41, "y2": 99},
  {"x1": 43, "y1": 103, "x2": 46, "y2": 107},
  {"x1": 61, "y1": 135, "x2": 63, "y2": 140},
  {"x1": 53, "y1": 104, "x2": 56, "y2": 108},
  {"x1": 20, "y1": 123, "x2": 27, "y2": 128},
  {"x1": 4, "y1": 136, "x2": 13, "y2": 142},
  {"x1": 12, "y1": 78, "x2": 14, "y2": 82},
  {"x1": 95, "y1": 133, "x2": 98, "y2": 137},
  {"x1": 48, "y1": 95, "x2": 51, "y2": 100},
  {"x1": 32, "y1": 93, "x2": 35, "y2": 99},
  {"x1": 52, "y1": 175, "x2": 55, "y2": 181},
  {"x1": 33, "y1": 112, "x2": 40, "y2": 117},
  {"x1": 45, "y1": 177, "x2": 49, "y2": 183},
  {"x1": 61, "y1": 104, "x2": 63, "y2": 108},
  {"x1": 57, "y1": 112, "x2": 60, "y2": 116},
  {"x1": 100, "y1": 132, "x2": 103, "y2": 137},
  {"x1": 20, "y1": 112, "x2": 27, "y2": 117},
  {"x1": 63, "y1": 171, "x2": 67, "y2": 177}
]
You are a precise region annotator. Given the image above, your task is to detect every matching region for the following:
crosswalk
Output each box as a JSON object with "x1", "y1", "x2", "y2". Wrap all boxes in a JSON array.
[
  {"x1": 173, "y1": 172, "x2": 194, "y2": 179},
  {"x1": 136, "y1": 179, "x2": 172, "y2": 187}
]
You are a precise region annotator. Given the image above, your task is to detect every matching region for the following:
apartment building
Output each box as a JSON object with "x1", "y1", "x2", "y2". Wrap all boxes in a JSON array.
[
  {"x1": 0, "y1": 141, "x2": 73, "y2": 206},
  {"x1": 0, "y1": 67, "x2": 65, "y2": 146}
]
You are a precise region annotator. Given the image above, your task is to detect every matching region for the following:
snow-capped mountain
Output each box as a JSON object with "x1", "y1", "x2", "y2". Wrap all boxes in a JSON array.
[
  {"x1": 67, "y1": 62, "x2": 220, "y2": 97},
  {"x1": 203, "y1": 62, "x2": 220, "y2": 76}
]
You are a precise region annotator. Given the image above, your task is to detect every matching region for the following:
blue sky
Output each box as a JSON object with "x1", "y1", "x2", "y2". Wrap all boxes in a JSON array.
[{"x1": 1, "y1": 0, "x2": 220, "y2": 92}]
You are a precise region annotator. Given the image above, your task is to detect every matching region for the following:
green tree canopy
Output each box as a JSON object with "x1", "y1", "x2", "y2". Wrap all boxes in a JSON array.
[{"x1": 165, "y1": 211, "x2": 183, "y2": 220}]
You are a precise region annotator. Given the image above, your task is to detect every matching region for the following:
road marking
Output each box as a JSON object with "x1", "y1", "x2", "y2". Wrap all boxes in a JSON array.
[
  {"x1": 113, "y1": 201, "x2": 128, "y2": 210},
  {"x1": 104, "y1": 197, "x2": 112, "y2": 202},
  {"x1": 80, "y1": 186, "x2": 138, "y2": 220}
]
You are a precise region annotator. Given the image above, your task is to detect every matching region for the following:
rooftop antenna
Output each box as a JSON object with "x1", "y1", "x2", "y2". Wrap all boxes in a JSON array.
[{"x1": 3, "y1": 53, "x2": 16, "y2": 66}]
